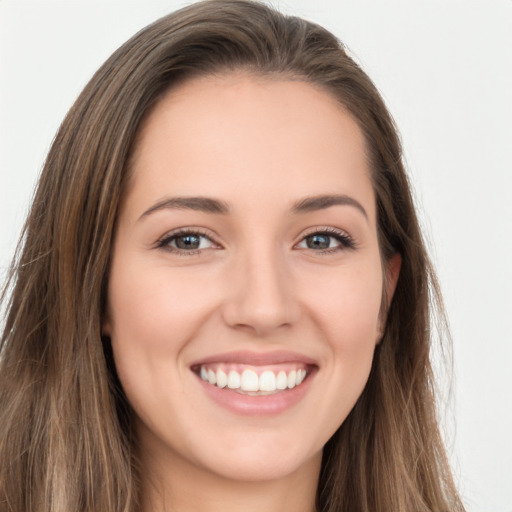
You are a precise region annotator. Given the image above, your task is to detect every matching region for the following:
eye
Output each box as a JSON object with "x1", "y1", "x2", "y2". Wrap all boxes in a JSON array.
[
  {"x1": 157, "y1": 229, "x2": 218, "y2": 254},
  {"x1": 296, "y1": 229, "x2": 355, "y2": 252}
]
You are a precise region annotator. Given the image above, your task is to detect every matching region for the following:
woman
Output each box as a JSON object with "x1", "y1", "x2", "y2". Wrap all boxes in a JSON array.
[{"x1": 0, "y1": 1, "x2": 466, "y2": 511}]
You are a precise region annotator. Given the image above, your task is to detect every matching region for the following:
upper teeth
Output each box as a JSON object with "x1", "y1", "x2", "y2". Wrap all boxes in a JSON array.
[{"x1": 199, "y1": 366, "x2": 307, "y2": 393}]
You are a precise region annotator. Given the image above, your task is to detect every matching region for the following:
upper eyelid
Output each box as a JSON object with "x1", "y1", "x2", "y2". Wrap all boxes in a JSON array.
[
  {"x1": 301, "y1": 226, "x2": 348, "y2": 235},
  {"x1": 158, "y1": 227, "x2": 219, "y2": 242},
  {"x1": 297, "y1": 225, "x2": 353, "y2": 240}
]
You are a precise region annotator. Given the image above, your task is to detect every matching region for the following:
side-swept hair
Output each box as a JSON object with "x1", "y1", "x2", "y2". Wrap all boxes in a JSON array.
[{"x1": 0, "y1": 1, "x2": 465, "y2": 511}]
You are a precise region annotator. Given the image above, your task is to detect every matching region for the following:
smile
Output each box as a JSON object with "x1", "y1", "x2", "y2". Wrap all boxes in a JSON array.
[{"x1": 197, "y1": 364, "x2": 309, "y2": 394}]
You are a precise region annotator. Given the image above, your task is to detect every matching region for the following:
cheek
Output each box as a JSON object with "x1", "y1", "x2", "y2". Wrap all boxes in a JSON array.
[
  {"x1": 291, "y1": 262, "x2": 383, "y2": 440},
  {"x1": 108, "y1": 260, "x2": 217, "y2": 351},
  {"x1": 106, "y1": 263, "x2": 218, "y2": 424},
  {"x1": 305, "y1": 261, "x2": 383, "y2": 340},
  {"x1": 106, "y1": 262, "x2": 201, "y2": 392},
  {"x1": 300, "y1": 260, "x2": 383, "y2": 387}
]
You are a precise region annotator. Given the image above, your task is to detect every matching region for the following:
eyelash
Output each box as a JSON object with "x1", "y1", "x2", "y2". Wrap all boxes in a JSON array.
[
  {"x1": 298, "y1": 227, "x2": 356, "y2": 253},
  {"x1": 156, "y1": 227, "x2": 355, "y2": 256},
  {"x1": 156, "y1": 228, "x2": 218, "y2": 256}
]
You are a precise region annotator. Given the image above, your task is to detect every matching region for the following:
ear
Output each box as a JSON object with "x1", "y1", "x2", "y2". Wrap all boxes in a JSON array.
[
  {"x1": 385, "y1": 252, "x2": 401, "y2": 304},
  {"x1": 102, "y1": 308, "x2": 112, "y2": 337},
  {"x1": 376, "y1": 252, "x2": 401, "y2": 343}
]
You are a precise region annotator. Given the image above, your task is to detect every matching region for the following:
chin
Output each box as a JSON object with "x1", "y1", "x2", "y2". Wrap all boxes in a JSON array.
[
  {"x1": 204, "y1": 449, "x2": 322, "y2": 483},
  {"x1": 189, "y1": 429, "x2": 325, "y2": 483}
]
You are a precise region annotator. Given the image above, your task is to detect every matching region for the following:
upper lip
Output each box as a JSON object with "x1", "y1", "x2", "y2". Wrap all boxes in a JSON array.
[{"x1": 189, "y1": 350, "x2": 317, "y2": 367}]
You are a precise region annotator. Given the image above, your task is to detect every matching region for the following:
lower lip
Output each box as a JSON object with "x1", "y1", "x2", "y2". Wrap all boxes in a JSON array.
[{"x1": 195, "y1": 370, "x2": 316, "y2": 416}]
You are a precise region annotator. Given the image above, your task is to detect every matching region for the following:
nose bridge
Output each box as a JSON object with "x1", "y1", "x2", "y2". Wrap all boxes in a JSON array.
[{"x1": 222, "y1": 236, "x2": 298, "y2": 335}]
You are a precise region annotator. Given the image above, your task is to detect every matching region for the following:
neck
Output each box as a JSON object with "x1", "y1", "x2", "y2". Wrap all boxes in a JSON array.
[{"x1": 139, "y1": 444, "x2": 321, "y2": 512}]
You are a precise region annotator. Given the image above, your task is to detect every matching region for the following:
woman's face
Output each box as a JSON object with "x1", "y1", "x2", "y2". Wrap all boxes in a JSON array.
[{"x1": 105, "y1": 74, "x2": 399, "y2": 484}]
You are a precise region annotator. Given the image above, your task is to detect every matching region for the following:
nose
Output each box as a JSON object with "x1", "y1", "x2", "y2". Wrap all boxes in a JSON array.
[{"x1": 221, "y1": 249, "x2": 300, "y2": 337}]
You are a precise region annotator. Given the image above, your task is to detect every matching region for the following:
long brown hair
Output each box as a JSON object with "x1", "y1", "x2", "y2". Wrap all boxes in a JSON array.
[{"x1": 0, "y1": 1, "x2": 465, "y2": 511}]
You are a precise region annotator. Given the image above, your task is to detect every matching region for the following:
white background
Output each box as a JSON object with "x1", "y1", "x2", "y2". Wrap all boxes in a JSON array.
[{"x1": 1, "y1": 1, "x2": 511, "y2": 510}]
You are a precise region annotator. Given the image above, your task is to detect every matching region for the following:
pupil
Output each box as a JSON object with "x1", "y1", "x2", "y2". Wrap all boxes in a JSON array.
[
  {"x1": 307, "y1": 234, "x2": 330, "y2": 249},
  {"x1": 176, "y1": 235, "x2": 200, "y2": 250}
]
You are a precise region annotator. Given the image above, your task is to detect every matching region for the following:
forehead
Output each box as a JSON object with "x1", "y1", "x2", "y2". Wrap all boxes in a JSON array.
[{"x1": 124, "y1": 73, "x2": 375, "y2": 222}]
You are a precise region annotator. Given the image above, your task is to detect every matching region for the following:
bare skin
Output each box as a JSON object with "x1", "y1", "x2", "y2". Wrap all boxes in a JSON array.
[{"x1": 105, "y1": 73, "x2": 400, "y2": 512}]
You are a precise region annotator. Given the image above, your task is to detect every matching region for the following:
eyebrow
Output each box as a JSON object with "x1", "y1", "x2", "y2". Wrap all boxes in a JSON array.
[
  {"x1": 139, "y1": 193, "x2": 368, "y2": 220},
  {"x1": 140, "y1": 196, "x2": 230, "y2": 219},
  {"x1": 292, "y1": 194, "x2": 368, "y2": 220}
]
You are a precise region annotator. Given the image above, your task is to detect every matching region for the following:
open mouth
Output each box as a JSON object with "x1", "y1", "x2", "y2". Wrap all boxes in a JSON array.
[{"x1": 192, "y1": 363, "x2": 311, "y2": 395}]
